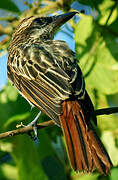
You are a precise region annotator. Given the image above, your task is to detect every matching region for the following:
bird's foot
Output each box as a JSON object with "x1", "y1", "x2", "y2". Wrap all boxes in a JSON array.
[
  {"x1": 28, "y1": 123, "x2": 39, "y2": 145},
  {"x1": 27, "y1": 111, "x2": 41, "y2": 144},
  {"x1": 16, "y1": 112, "x2": 41, "y2": 144}
]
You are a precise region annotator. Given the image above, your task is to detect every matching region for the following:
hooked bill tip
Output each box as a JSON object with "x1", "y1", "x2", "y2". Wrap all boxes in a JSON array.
[{"x1": 54, "y1": 11, "x2": 79, "y2": 27}]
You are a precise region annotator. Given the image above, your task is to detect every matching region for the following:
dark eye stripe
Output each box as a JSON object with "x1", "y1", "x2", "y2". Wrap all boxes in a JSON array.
[
  {"x1": 33, "y1": 18, "x2": 44, "y2": 25},
  {"x1": 46, "y1": 17, "x2": 53, "y2": 23},
  {"x1": 33, "y1": 17, "x2": 53, "y2": 25}
]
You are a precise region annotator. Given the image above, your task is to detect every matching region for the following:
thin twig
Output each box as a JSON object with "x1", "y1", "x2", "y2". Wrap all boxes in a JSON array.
[
  {"x1": 0, "y1": 36, "x2": 9, "y2": 47},
  {"x1": 0, "y1": 25, "x2": 12, "y2": 36},
  {"x1": 105, "y1": 0, "x2": 118, "y2": 26},
  {"x1": 0, "y1": 16, "x2": 18, "y2": 22},
  {"x1": 95, "y1": 107, "x2": 118, "y2": 116},
  {"x1": 0, "y1": 107, "x2": 118, "y2": 140},
  {"x1": 0, "y1": 120, "x2": 55, "y2": 140}
]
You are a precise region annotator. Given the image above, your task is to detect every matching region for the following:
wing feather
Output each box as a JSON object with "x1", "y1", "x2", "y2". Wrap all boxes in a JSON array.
[
  {"x1": 7, "y1": 41, "x2": 85, "y2": 125},
  {"x1": 20, "y1": 75, "x2": 61, "y2": 124}
]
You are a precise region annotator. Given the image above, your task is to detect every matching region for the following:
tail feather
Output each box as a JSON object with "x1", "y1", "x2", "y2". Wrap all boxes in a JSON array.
[
  {"x1": 87, "y1": 123, "x2": 112, "y2": 174},
  {"x1": 59, "y1": 94, "x2": 112, "y2": 175}
]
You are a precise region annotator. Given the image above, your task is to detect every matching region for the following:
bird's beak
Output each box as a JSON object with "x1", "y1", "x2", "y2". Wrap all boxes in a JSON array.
[{"x1": 53, "y1": 11, "x2": 78, "y2": 28}]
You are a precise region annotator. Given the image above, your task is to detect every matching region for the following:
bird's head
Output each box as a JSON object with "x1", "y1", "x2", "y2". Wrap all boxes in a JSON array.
[{"x1": 11, "y1": 12, "x2": 78, "y2": 44}]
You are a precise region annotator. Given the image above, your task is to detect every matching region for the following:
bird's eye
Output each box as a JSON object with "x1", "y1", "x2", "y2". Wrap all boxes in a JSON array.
[
  {"x1": 33, "y1": 18, "x2": 44, "y2": 25},
  {"x1": 47, "y1": 17, "x2": 53, "y2": 24}
]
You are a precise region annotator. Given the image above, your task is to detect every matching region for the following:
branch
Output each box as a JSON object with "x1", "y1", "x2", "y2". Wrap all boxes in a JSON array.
[
  {"x1": 0, "y1": 120, "x2": 55, "y2": 140},
  {"x1": 95, "y1": 107, "x2": 118, "y2": 116},
  {"x1": 0, "y1": 107, "x2": 118, "y2": 140},
  {"x1": 0, "y1": 16, "x2": 18, "y2": 22},
  {"x1": 0, "y1": 25, "x2": 12, "y2": 36},
  {"x1": 95, "y1": 22, "x2": 118, "y2": 37}
]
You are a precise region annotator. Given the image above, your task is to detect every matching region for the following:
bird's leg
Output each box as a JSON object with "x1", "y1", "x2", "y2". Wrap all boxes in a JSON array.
[
  {"x1": 27, "y1": 111, "x2": 41, "y2": 143},
  {"x1": 28, "y1": 111, "x2": 41, "y2": 127}
]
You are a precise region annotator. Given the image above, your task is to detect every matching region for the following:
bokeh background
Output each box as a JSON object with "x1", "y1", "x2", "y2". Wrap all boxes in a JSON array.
[{"x1": 0, "y1": 0, "x2": 118, "y2": 179}]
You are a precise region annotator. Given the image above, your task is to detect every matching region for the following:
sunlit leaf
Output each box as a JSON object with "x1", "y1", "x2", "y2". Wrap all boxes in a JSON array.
[
  {"x1": 75, "y1": 173, "x2": 99, "y2": 180},
  {"x1": 110, "y1": 167, "x2": 118, "y2": 180},
  {"x1": 3, "y1": 112, "x2": 30, "y2": 128},
  {"x1": 0, "y1": 84, "x2": 31, "y2": 130},
  {"x1": 0, "y1": 142, "x2": 12, "y2": 153},
  {"x1": 98, "y1": 0, "x2": 117, "y2": 25},
  {"x1": 75, "y1": 15, "x2": 118, "y2": 95},
  {"x1": 1, "y1": 163, "x2": 18, "y2": 179},
  {"x1": 102, "y1": 131, "x2": 118, "y2": 166}
]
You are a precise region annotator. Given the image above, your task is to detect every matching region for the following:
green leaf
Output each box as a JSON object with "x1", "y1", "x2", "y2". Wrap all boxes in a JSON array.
[
  {"x1": 97, "y1": 0, "x2": 117, "y2": 25},
  {"x1": 11, "y1": 130, "x2": 67, "y2": 180},
  {"x1": 37, "y1": 131, "x2": 67, "y2": 180},
  {"x1": 1, "y1": 164, "x2": 18, "y2": 179},
  {"x1": 96, "y1": 93, "x2": 118, "y2": 132},
  {"x1": 52, "y1": 136, "x2": 65, "y2": 165},
  {"x1": 102, "y1": 131, "x2": 118, "y2": 166},
  {"x1": 3, "y1": 112, "x2": 30, "y2": 128},
  {"x1": 109, "y1": 17, "x2": 118, "y2": 35},
  {"x1": 110, "y1": 167, "x2": 118, "y2": 180},
  {"x1": 0, "y1": 0, "x2": 20, "y2": 13},
  {"x1": 12, "y1": 135, "x2": 48, "y2": 180},
  {"x1": 76, "y1": 173, "x2": 99, "y2": 180},
  {"x1": 0, "y1": 84, "x2": 67, "y2": 179},
  {"x1": 0, "y1": 84, "x2": 31, "y2": 130},
  {"x1": 0, "y1": 83, "x2": 18, "y2": 103},
  {"x1": 75, "y1": 15, "x2": 118, "y2": 95}
]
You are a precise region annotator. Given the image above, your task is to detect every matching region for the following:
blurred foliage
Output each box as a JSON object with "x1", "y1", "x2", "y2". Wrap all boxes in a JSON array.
[
  {"x1": 0, "y1": 0, "x2": 20, "y2": 13},
  {"x1": 0, "y1": 0, "x2": 118, "y2": 179}
]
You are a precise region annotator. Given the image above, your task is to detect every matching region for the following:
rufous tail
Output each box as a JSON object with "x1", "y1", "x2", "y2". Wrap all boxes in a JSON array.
[{"x1": 59, "y1": 92, "x2": 112, "y2": 175}]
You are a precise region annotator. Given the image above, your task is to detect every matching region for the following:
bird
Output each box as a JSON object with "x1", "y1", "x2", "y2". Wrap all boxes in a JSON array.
[{"x1": 7, "y1": 11, "x2": 112, "y2": 175}]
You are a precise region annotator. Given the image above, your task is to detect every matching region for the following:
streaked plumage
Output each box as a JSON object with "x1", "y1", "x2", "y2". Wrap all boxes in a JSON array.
[{"x1": 7, "y1": 12, "x2": 112, "y2": 174}]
